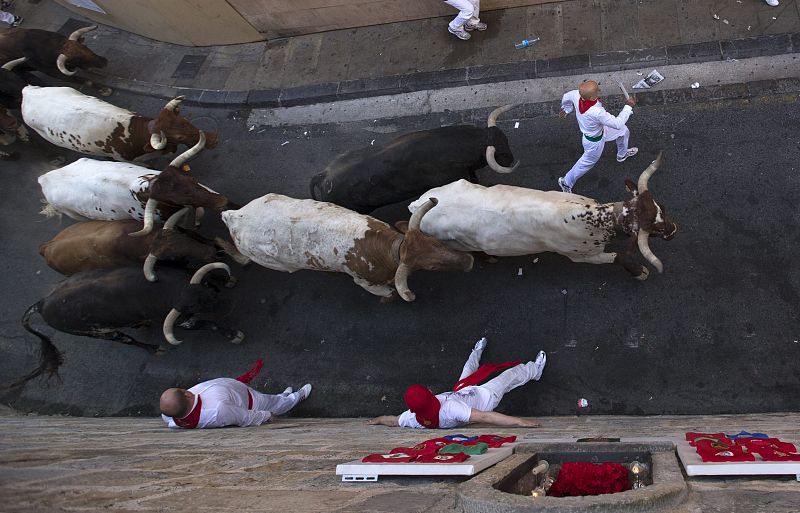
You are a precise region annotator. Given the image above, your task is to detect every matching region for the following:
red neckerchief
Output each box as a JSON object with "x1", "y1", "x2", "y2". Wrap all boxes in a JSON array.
[
  {"x1": 453, "y1": 361, "x2": 522, "y2": 392},
  {"x1": 578, "y1": 98, "x2": 599, "y2": 114},
  {"x1": 173, "y1": 395, "x2": 202, "y2": 429}
]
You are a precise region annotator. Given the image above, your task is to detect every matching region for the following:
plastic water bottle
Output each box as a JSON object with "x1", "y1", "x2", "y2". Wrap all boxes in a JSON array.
[{"x1": 514, "y1": 37, "x2": 540, "y2": 49}]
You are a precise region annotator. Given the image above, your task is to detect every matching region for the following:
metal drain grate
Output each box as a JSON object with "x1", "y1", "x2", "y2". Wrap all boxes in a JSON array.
[{"x1": 172, "y1": 55, "x2": 207, "y2": 79}]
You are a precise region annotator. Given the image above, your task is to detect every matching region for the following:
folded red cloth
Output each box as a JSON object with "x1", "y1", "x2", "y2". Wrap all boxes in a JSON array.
[
  {"x1": 735, "y1": 438, "x2": 797, "y2": 453},
  {"x1": 362, "y1": 452, "x2": 416, "y2": 463},
  {"x1": 754, "y1": 449, "x2": 800, "y2": 462},
  {"x1": 695, "y1": 444, "x2": 755, "y2": 462},
  {"x1": 686, "y1": 432, "x2": 728, "y2": 444},
  {"x1": 692, "y1": 438, "x2": 735, "y2": 451},
  {"x1": 415, "y1": 452, "x2": 470, "y2": 463},
  {"x1": 390, "y1": 444, "x2": 440, "y2": 456},
  {"x1": 464, "y1": 434, "x2": 517, "y2": 448}
]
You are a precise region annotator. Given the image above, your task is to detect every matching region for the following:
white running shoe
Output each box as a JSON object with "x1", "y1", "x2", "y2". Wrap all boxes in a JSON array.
[
  {"x1": 558, "y1": 177, "x2": 572, "y2": 194},
  {"x1": 474, "y1": 337, "x2": 488, "y2": 352},
  {"x1": 465, "y1": 21, "x2": 487, "y2": 31},
  {"x1": 617, "y1": 147, "x2": 639, "y2": 162},
  {"x1": 448, "y1": 26, "x2": 471, "y2": 40},
  {"x1": 765, "y1": 0, "x2": 779, "y2": 6},
  {"x1": 282, "y1": 386, "x2": 293, "y2": 395},
  {"x1": 298, "y1": 384, "x2": 312, "y2": 400},
  {"x1": 531, "y1": 351, "x2": 547, "y2": 381}
]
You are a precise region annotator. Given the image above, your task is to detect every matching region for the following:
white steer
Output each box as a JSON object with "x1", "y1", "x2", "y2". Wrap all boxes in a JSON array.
[{"x1": 408, "y1": 153, "x2": 677, "y2": 279}]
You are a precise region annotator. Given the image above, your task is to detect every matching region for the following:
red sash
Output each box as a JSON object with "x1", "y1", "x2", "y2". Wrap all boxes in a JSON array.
[
  {"x1": 453, "y1": 361, "x2": 522, "y2": 392},
  {"x1": 578, "y1": 98, "x2": 599, "y2": 114},
  {"x1": 173, "y1": 396, "x2": 202, "y2": 429},
  {"x1": 236, "y1": 359, "x2": 263, "y2": 384}
]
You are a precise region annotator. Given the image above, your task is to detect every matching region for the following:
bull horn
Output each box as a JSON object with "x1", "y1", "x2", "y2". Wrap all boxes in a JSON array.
[
  {"x1": 68, "y1": 25, "x2": 97, "y2": 41},
  {"x1": 637, "y1": 151, "x2": 663, "y2": 193},
  {"x1": 169, "y1": 130, "x2": 205, "y2": 169},
  {"x1": 408, "y1": 198, "x2": 437, "y2": 231},
  {"x1": 143, "y1": 254, "x2": 158, "y2": 282},
  {"x1": 56, "y1": 54, "x2": 77, "y2": 76},
  {"x1": 485, "y1": 146, "x2": 519, "y2": 174},
  {"x1": 164, "y1": 206, "x2": 191, "y2": 230},
  {"x1": 190, "y1": 262, "x2": 230, "y2": 285},
  {"x1": 162, "y1": 308, "x2": 183, "y2": 345},
  {"x1": 637, "y1": 229, "x2": 663, "y2": 273},
  {"x1": 1, "y1": 57, "x2": 26, "y2": 71},
  {"x1": 150, "y1": 131, "x2": 167, "y2": 150},
  {"x1": 393, "y1": 263, "x2": 415, "y2": 302},
  {"x1": 487, "y1": 104, "x2": 517, "y2": 127},
  {"x1": 164, "y1": 96, "x2": 185, "y2": 113},
  {"x1": 129, "y1": 198, "x2": 157, "y2": 237}
]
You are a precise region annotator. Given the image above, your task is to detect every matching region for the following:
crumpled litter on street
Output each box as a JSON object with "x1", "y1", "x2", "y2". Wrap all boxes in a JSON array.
[
  {"x1": 633, "y1": 69, "x2": 664, "y2": 89},
  {"x1": 691, "y1": 82, "x2": 700, "y2": 89}
]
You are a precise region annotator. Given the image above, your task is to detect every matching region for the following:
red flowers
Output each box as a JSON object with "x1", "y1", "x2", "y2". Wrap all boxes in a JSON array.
[{"x1": 548, "y1": 462, "x2": 632, "y2": 497}]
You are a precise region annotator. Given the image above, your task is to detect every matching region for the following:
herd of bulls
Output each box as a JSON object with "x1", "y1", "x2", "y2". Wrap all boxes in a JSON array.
[{"x1": 0, "y1": 25, "x2": 678, "y2": 388}]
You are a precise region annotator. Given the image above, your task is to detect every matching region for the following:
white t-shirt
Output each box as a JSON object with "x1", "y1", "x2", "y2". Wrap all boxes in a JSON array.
[
  {"x1": 560, "y1": 89, "x2": 632, "y2": 140},
  {"x1": 161, "y1": 378, "x2": 272, "y2": 429},
  {"x1": 397, "y1": 385, "x2": 495, "y2": 429}
]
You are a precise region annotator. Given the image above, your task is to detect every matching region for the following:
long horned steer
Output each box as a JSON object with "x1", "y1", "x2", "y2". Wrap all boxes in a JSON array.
[
  {"x1": 309, "y1": 105, "x2": 519, "y2": 214},
  {"x1": 38, "y1": 132, "x2": 231, "y2": 233},
  {"x1": 221, "y1": 194, "x2": 474, "y2": 301},
  {"x1": 21, "y1": 85, "x2": 218, "y2": 162},
  {"x1": 408, "y1": 153, "x2": 677, "y2": 279},
  {"x1": 0, "y1": 26, "x2": 107, "y2": 80},
  {"x1": 11, "y1": 263, "x2": 242, "y2": 389}
]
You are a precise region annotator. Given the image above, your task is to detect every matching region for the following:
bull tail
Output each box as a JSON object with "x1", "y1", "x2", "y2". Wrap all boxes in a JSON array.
[
  {"x1": 309, "y1": 172, "x2": 327, "y2": 201},
  {"x1": 38, "y1": 202, "x2": 61, "y2": 219},
  {"x1": 3, "y1": 302, "x2": 64, "y2": 389},
  {"x1": 214, "y1": 236, "x2": 250, "y2": 265}
]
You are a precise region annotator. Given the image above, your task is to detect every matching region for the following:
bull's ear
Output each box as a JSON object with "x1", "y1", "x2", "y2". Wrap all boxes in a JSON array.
[
  {"x1": 624, "y1": 179, "x2": 637, "y2": 193},
  {"x1": 394, "y1": 220, "x2": 409, "y2": 234}
]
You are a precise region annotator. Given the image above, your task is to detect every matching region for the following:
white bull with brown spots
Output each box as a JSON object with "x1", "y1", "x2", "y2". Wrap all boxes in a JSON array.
[
  {"x1": 221, "y1": 194, "x2": 474, "y2": 301},
  {"x1": 21, "y1": 85, "x2": 218, "y2": 162},
  {"x1": 408, "y1": 153, "x2": 677, "y2": 280}
]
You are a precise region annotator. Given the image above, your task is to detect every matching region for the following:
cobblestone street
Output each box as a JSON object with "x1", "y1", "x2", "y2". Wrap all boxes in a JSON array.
[{"x1": 2, "y1": 409, "x2": 799, "y2": 512}]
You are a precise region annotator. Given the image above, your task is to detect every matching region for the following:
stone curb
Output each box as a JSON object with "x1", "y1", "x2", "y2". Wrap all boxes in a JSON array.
[{"x1": 90, "y1": 32, "x2": 800, "y2": 109}]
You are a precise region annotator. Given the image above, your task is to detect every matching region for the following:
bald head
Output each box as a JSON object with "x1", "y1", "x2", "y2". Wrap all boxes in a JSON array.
[
  {"x1": 579, "y1": 80, "x2": 599, "y2": 100},
  {"x1": 160, "y1": 388, "x2": 192, "y2": 418}
]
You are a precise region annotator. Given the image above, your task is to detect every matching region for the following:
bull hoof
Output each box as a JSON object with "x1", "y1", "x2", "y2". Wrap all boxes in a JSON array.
[
  {"x1": 380, "y1": 292, "x2": 399, "y2": 304},
  {"x1": 230, "y1": 331, "x2": 245, "y2": 344},
  {"x1": 635, "y1": 267, "x2": 650, "y2": 281},
  {"x1": 97, "y1": 87, "x2": 113, "y2": 97},
  {"x1": 0, "y1": 150, "x2": 19, "y2": 161},
  {"x1": 49, "y1": 155, "x2": 67, "y2": 166},
  {"x1": 225, "y1": 276, "x2": 238, "y2": 289}
]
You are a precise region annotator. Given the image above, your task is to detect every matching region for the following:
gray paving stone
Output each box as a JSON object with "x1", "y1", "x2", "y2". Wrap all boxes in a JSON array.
[{"x1": 720, "y1": 34, "x2": 794, "y2": 60}]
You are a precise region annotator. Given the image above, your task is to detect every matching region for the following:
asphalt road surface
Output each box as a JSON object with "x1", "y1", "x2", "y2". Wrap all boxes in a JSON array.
[{"x1": 1, "y1": 90, "x2": 798, "y2": 419}]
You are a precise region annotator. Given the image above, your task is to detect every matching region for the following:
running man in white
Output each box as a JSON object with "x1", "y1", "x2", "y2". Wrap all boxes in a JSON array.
[
  {"x1": 557, "y1": 80, "x2": 638, "y2": 194},
  {"x1": 444, "y1": 0, "x2": 486, "y2": 41},
  {"x1": 368, "y1": 338, "x2": 546, "y2": 428},
  {"x1": 160, "y1": 378, "x2": 311, "y2": 429}
]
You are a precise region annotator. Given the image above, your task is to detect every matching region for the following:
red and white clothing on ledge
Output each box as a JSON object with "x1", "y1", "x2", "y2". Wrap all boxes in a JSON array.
[{"x1": 161, "y1": 378, "x2": 302, "y2": 429}]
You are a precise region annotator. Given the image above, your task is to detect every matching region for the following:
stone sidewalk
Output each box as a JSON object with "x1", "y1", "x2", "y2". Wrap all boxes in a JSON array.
[
  {"x1": 9, "y1": 0, "x2": 800, "y2": 106},
  {"x1": 2, "y1": 409, "x2": 799, "y2": 512}
]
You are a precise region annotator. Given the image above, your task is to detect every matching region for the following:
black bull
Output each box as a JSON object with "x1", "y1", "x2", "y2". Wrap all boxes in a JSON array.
[
  {"x1": 8, "y1": 264, "x2": 242, "y2": 389},
  {"x1": 309, "y1": 105, "x2": 519, "y2": 214}
]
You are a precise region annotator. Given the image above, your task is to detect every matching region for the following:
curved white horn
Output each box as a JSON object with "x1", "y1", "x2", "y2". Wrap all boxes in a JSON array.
[
  {"x1": 164, "y1": 96, "x2": 185, "y2": 113},
  {"x1": 189, "y1": 262, "x2": 230, "y2": 285},
  {"x1": 150, "y1": 131, "x2": 167, "y2": 150},
  {"x1": 56, "y1": 54, "x2": 77, "y2": 76},
  {"x1": 162, "y1": 308, "x2": 183, "y2": 345},
  {"x1": 408, "y1": 198, "x2": 437, "y2": 231},
  {"x1": 485, "y1": 146, "x2": 519, "y2": 174},
  {"x1": 143, "y1": 254, "x2": 158, "y2": 282},
  {"x1": 487, "y1": 104, "x2": 517, "y2": 127},
  {"x1": 2, "y1": 57, "x2": 26, "y2": 71},
  {"x1": 129, "y1": 198, "x2": 157, "y2": 237},
  {"x1": 68, "y1": 25, "x2": 97, "y2": 41},
  {"x1": 393, "y1": 263, "x2": 415, "y2": 302},
  {"x1": 163, "y1": 207, "x2": 191, "y2": 230},
  {"x1": 638, "y1": 230, "x2": 663, "y2": 273},
  {"x1": 169, "y1": 131, "x2": 205, "y2": 169},
  {"x1": 637, "y1": 151, "x2": 663, "y2": 193}
]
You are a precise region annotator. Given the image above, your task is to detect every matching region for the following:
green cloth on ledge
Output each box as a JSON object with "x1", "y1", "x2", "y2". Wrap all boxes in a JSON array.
[{"x1": 438, "y1": 442, "x2": 489, "y2": 455}]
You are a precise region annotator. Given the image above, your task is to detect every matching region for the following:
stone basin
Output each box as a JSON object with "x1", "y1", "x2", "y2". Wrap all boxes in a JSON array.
[{"x1": 457, "y1": 441, "x2": 687, "y2": 513}]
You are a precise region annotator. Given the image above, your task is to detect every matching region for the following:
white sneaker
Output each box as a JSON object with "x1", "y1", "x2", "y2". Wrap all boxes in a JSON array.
[
  {"x1": 448, "y1": 26, "x2": 471, "y2": 40},
  {"x1": 474, "y1": 337, "x2": 488, "y2": 352},
  {"x1": 765, "y1": 0, "x2": 779, "y2": 6},
  {"x1": 617, "y1": 147, "x2": 638, "y2": 162},
  {"x1": 558, "y1": 177, "x2": 572, "y2": 194},
  {"x1": 282, "y1": 386, "x2": 293, "y2": 395},
  {"x1": 465, "y1": 21, "x2": 487, "y2": 31},
  {"x1": 298, "y1": 384, "x2": 312, "y2": 400},
  {"x1": 531, "y1": 351, "x2": 547, "y2": 381}
]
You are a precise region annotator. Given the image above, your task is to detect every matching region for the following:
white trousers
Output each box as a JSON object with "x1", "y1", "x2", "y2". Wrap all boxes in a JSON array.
[
  {"x1": 0, "y1": 10, "x2": 15, "y2": 24},
  {"x1": 250, "y1": 387, "x2": 303, "y2": 415},
  {"x1": 563, "y1": 127, "x2": 630, "y2": 189},
  {"x1": 445, "y1": 0, "x2": 480, "y2": 30},
  {"x1": 458, "y1": 343, "x2": 536, "y2": 411}
]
